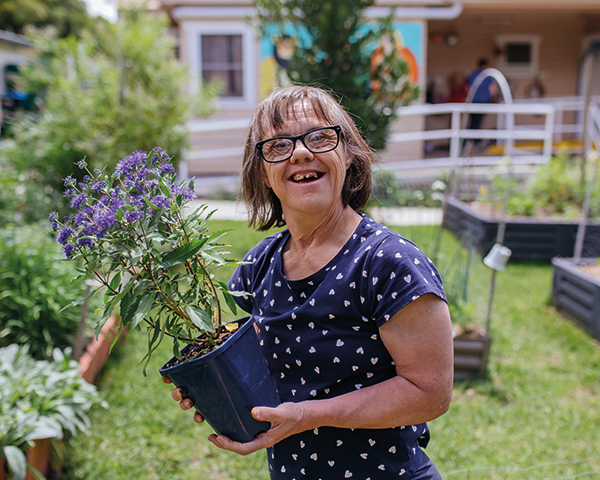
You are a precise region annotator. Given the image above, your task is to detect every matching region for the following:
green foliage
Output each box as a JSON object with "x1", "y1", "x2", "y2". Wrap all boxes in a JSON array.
[
  {"x1": 0, "y1": 224, "x2": 97, "y2": 360},
  {"x1": 2, "y1": 7, "x2": 217, "y2": 207},
  {"x1": 255, "y1": 0, "x2": 419, "y2": 150},
  {"x1": 0, "y1": 410, "x2": 47, "y2": 480},
  {"x1": 54, "y1": 151, "x2": 242, "y2": 374},
  {"x1": 367, "y1": 169, "x2": 445, "y2": 208},
  {"x1": 480, "y1": 154, "x2": 600, "y2": 220},
  {"x1": 0, "y1": 0, "x2": 92, "y2": 38},
  {"x1": 0, "y1": 154, "x2": 63, "y2": 228},
  {"x1": 0, "y1": 344, "x2": 107, "y2": 480}
]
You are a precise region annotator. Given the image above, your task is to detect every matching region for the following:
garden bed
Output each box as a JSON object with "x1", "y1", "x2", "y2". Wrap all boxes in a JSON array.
[
  {"x1": 443, "y1": 196, "x2": 600, "y2": 261},
  {"x1": 551, "y1": 257, "x2": 600, "y2": 341},
  {"x1": 453, "y1": 328, "x2": 491, "y2": 380}
]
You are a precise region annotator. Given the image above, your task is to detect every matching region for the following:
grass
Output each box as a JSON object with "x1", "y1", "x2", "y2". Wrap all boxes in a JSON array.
[{"x1": 61, "y1": 221, "x2": 600, "y2": 480}]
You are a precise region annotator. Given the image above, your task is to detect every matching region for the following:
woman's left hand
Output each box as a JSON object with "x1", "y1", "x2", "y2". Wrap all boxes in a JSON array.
[{"x1": 208, "y1": 402, "x2": 310, "y2": 455}]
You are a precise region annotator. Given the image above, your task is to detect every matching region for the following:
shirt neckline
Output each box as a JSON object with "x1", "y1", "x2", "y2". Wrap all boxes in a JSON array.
[{"x1": 279, "y1": 214, "x2": 369, "y2": 289}]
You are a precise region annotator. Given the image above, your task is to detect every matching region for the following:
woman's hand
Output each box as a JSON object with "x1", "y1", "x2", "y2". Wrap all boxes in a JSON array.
[
  {"x1": 161, "y1": 375, "x2": 205, "y2": 424},
  {"x1": 162, "y1": 376, "x2": 311, "y2": 454},
  {"x1": 209, "y1": 402, "x2": 311, "y2": 456}
]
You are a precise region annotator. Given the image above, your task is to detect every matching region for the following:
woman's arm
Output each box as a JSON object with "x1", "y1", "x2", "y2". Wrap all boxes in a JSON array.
[{"x1": 209, "y1": 293, "x2": 454, "y2": 455}]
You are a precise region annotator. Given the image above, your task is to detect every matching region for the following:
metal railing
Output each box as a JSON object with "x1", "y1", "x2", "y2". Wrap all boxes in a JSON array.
[{"x1": 384, "y1": 101, "x2": 556, "y2": 172}]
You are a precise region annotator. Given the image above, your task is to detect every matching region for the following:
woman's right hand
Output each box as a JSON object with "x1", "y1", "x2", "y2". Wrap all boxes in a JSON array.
[{"x1": 161, "y1": 376, "x2": 205, "y2": 424}]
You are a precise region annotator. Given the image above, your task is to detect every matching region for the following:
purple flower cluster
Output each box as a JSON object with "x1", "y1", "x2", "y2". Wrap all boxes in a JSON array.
[{"x1": 50, "y1": 148, "x2": 196, "y2": 258}]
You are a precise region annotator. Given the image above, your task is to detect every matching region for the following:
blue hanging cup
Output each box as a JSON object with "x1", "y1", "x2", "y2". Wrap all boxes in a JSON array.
[{"x1": 159, "y1": 316, "x2": 280, "y2": 443}]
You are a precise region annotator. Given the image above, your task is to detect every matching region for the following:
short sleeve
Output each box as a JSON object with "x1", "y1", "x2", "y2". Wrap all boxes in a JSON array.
[
  {"x1": 227, "y1": 231, "x2": 284, "y2": 314},
  {"x1": 366, "y1": 235, "x2": 446, "y2": 327}
]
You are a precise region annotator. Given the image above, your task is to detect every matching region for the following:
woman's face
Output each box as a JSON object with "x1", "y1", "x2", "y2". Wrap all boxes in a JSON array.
[{"x1": 259, "y1": 103, "x2": 352, "y2": 221}]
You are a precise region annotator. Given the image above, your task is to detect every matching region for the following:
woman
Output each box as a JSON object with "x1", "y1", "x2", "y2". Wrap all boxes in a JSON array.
[{"x1": 168, "y1": 85, "x2": 453, "y2": 479}]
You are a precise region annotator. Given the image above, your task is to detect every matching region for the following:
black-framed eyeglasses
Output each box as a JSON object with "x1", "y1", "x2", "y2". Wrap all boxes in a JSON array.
[{"x1": 256, "y1": 125, "x2": 342, "y2": 163}]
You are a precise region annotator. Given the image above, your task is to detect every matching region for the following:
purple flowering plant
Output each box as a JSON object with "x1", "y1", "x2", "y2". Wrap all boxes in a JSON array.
[{"x1": 50, "y1": 148, "x2": 242, "y2": 373}]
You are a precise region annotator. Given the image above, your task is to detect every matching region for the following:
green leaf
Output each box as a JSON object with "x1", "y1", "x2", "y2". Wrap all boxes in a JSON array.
[
  {"x1": 4, "y1": 445, "x2": 27, "y2": 480},
  {"x1": 172, "y1": 337, "x2": 182, "y2": 360},
  {"x1": 26, "y1": 465, "x2": 46, "y2": 480},
  {"x1": 131, "y1": 293, "x2": 156, "y2": 329},
  {"x1": 161, "y1": 238, "x2": 207, "y2": 266},
  {"x1": 183, "y1": 304, "x2": 214, "y2": 332},
  {"x1": 222, "y1": 290, "x2": 238, "y2": 316},
  {"x1": 158, "y1": 177, "x2": 172, "y2": 198}
]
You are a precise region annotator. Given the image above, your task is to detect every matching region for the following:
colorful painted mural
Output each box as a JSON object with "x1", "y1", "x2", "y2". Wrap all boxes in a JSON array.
[{"x1": 259, "y1": 21, "x2": 424, "y2": 100}]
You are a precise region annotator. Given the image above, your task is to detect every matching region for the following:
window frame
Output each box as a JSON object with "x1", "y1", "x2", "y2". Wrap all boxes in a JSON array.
[
  {"x1": 495, "y1": 34, "x2": 541, "y2": 78},
  {"x1": 183, "y1": 21, "x2": 257, "y2": 108}
]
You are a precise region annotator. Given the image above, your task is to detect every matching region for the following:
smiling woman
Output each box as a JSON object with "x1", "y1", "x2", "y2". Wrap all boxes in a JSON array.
[{"x1": 167, "y1": 85, "x2": 454, "y2": 480}]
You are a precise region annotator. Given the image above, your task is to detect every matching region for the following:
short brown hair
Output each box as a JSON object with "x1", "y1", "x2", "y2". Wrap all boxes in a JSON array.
[{"x1": 241, "y1": 85, "x2": 377, "y2": 231}]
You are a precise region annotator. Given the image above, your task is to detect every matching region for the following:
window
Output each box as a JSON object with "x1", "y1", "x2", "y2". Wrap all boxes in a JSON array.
[
  {"x1": 182, "y1": 21, "x2": 257, "y2": 108},
  {"x1": 201, "y1": 34, "x2": 244, "y2": 98},
  {"x1": 496, "y1": 35, "x2": 541, "y2": 77}
]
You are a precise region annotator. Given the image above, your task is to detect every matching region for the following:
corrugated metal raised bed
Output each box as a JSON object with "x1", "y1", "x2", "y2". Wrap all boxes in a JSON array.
[
  {"x1": 453, "y1": 333, "x2": 492, "y2": 381},
  {"x1": 551, "y1": 257, "x2": 600, "y2": 341},
  {"x1": 443, "y1": 196, "x2": 600, "y2": 261}
]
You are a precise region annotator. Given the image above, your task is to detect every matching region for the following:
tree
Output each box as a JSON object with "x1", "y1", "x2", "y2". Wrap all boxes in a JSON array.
[
  {"x1": 254, "y1": 0, "x2": 419, "y2": 150},
  {"x1": 0, "y1": 0, "x2": 92, "y2": 37},
  {"x1": 2, "y1": 7, "x2": 216, "y2": 212}
]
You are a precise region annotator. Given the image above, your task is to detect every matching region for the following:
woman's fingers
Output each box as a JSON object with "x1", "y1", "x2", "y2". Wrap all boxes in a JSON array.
[
  {"x1": 207, "y1": 403, "x2": 308, "y2": 455},
  {"x1": 163, "y1": 376, "x2": 205, "y2": 423},
  {"x1": 208, "y1": 432, "x2": 271, "y2": 456}
]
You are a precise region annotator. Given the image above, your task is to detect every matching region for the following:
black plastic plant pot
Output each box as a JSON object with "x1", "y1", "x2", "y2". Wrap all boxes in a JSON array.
[{"x1": 159, "y1": 316, "x2": 280, "y2": 443}]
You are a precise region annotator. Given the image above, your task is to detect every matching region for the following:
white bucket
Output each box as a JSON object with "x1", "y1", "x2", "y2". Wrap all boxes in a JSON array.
[{"x1": 483, "y1": 243, "x2": 512, "y2": 271}]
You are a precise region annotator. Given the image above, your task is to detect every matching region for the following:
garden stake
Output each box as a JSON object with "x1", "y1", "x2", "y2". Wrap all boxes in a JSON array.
[{"x1": 573, "y1": 152, "x2": 599, "y2": 263}]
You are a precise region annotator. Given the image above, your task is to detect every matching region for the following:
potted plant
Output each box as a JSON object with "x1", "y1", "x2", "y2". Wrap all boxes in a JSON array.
[
  {"x1": 50, "y1": 148, "x2": 280, "y2": 443},
  {"x1": 0, "y1": 344, "x2": 107, "y2": 480},
  {"x1": 0, "y1": 410, "x2": 51, "y2": 480}
]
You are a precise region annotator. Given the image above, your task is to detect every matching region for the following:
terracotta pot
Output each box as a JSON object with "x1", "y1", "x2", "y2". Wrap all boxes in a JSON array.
[
  {"x1": 79, "y1": 316, "x2": 125, "y2": 383},
  {"x1": 25, "y1": 438, "x2": 51, "y2": 480},
  {"x1": 1, "y1": 457, "x2": 6, "y2": 480}
]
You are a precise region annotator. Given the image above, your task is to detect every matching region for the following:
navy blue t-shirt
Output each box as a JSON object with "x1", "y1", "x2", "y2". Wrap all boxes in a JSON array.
[{"x1": 229, "y1": 214, "x2": 446, "y2": 480}]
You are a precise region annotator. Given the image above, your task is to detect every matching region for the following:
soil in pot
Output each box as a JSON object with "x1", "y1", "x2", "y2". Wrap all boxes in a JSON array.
[{"x1": 582, "y1": 264, "x2": 600, "y2": 279}]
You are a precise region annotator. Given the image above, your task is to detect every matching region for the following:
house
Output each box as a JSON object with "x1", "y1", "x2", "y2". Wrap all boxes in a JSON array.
[{"x1": 156, "y1": 0, "x2": 600, "y2": 183}]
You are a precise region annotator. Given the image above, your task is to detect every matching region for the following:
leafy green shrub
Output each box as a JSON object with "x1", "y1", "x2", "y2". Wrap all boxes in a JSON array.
[
  {"x1": 1, "y1": 410, "x2": 52, "y2": 480},
  {"x1": 2, "y1": 7, "x2": 218, "y2": 208},
  {"x1": 481, "y1": 154, "x2": 600, "y2": 220},
  {"x1": 0, "y1": 155, "x2": 62, "y2": 228},
  {"x1": 0, "y1": 344, "x2": 107, "y2": 480},
  {"x1": 367, "y1": 169, "x2": 444, "y2": 208},
  {"x1": 255, "y1": 0, "x2": 419, "y2": 151},
  {"x1": 0, "y1": 224, "x2": 98, "y2": 359}
]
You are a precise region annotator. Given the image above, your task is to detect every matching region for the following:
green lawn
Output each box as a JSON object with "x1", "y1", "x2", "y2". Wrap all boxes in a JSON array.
[{"x1": 62, "y1": 221, "x2": 600, "y2": 480}]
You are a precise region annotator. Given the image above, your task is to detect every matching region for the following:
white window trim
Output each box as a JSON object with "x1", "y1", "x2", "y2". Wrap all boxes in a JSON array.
[
  {"x1": 495, "y1": 34, "x2": 541, "y2": 78},
  {"x1": 183, "y1": 21, "x2": 257, "y2": 109}
]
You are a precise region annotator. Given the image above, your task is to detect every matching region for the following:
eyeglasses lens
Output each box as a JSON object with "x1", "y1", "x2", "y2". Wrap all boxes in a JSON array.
[{"x1": 261, "y1": 127, "x2": 339, "y2": 162}]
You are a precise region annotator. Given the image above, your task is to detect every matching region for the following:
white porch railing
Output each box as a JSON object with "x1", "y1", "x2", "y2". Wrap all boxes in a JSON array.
[
  {"x1": 515, "y1": 94, "x2": 600, "y2": 144},
  {"x1": 182, "y1": 95, "x2": 600, "y2": 183},
  {"x1": 384, "y1": 101, "x2": 555, "y2": 172}
]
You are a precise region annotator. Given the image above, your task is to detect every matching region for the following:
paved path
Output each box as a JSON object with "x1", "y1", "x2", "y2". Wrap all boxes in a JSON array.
[{"x1": 189, "y1": 199, "x2": 442, "y2": 226}]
